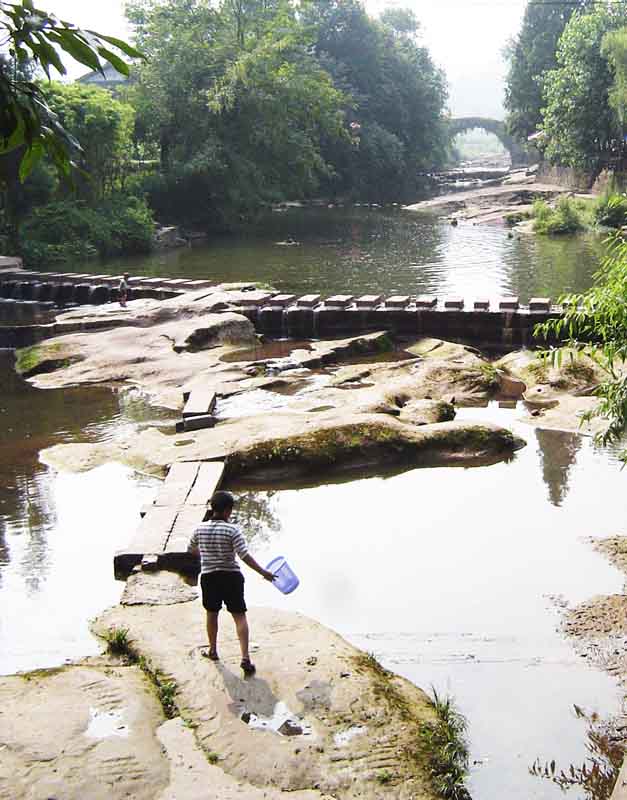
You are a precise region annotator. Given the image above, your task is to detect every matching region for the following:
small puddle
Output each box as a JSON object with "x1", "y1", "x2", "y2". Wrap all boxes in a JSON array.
[
  {"x1": 334, "y1": 725, "x2": 367, "y2": 747},
  {"x1": 221, "y1": 340, "x2": 313, "y2": 363},
  {"x1": 84, "y1": 708, "x2": 129, "y2": 739},
  {"x1": 240, "y1": 700, "x2": 312, "y2": 737}
]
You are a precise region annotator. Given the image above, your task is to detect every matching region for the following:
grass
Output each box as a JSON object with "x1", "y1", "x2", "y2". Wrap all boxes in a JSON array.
[
  {"x1": 98, "y1": 626, "x2": 179, "y2": 719},
  {"x1": 20, "y1": 665, "x2": 68, "y2": 681},
  {"x1": 478, "y1": 363, "x2": 501, "y2": 393},
  {"x1": 353, "y1": 652, "x2": 471, "y2": 799},
  {"x1": 418, "y1": 688, "x2": 471, "y2": 800},
  {"x1": 102, "y1": 626, "x2": 132, "y2": 656}
]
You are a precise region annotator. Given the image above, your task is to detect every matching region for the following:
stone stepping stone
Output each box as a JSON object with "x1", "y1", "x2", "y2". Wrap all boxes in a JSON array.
[
  {"x1": 183, "y1": 389, "x2": 217, "y2": 418},
  {"x1": 185, "y1": 461, "x2": 224, "y2": 506}
]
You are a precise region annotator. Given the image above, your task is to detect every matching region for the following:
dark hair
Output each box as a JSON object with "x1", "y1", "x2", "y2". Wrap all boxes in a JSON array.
[{"x1": 210, "y1": 490, "x2": 234, "y2": 514}]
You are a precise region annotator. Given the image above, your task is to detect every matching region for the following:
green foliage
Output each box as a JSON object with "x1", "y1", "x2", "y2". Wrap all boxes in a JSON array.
[
  {"x1": 127, "y1": 0, "x2": 447, "y2": 219},
  {"x1": 541, "y1": 6, "x2": 626, "y2": 169},
  {"x1": 44, "y1": 82, "x2": 135, "y2": 200},
  {"x1": 532, "y1": 197, "x2": 586, "y2": 235},
  {"x1": 102, "y1": 626, "x2": 132, "y2": 656},
  {"x1": 594, "y1": 191, "x2": 627, "y2": 228},
  {"x1": 19, "y1": 195, "x2": 154, "y2": 265},
  {"x1": 0, "y1": 1, "x2": 142, "y2": 180},
  {"x1": 504, "y1": 0, "x2": 580, "y2": 141},
  {"x1": 535, "y1": 234, "x2": 627, "y2": 458},
  {"x1": 602, "y1": 27, "x2": 627, "y2": 128},
  {"x1": 418, "y1": 689, "x2": 470, "y2": 800}
]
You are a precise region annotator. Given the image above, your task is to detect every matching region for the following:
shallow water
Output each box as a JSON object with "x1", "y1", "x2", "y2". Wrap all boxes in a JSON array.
[
  {"x1": 54, "y1": 207, "x2": 603, "y2": 303},
  {"x1": 0, "y1": 352, "x2": 167, "y2": 673},
  {"x1": 235, "y1": 404, "x2": 627, "y2": 800}
]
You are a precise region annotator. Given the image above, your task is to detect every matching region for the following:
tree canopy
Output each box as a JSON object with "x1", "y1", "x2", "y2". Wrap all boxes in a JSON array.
[
  {"x1": 504, "y1": 0, "x2": 579, "y2": 142},
  {"x1": 0, "y1": 0, "x2": 142, "y2": 180},
  {"x1": 541, "y1": 5, "x2": 627, "y2": 169},
  {"x1": 125, "y1": 0, "x2": 448, "y2": 222}
]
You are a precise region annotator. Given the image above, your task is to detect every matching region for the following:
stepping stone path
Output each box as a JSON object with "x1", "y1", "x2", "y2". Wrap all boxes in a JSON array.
[{"x1": 114, "y1": 460, "x2": 224, "y2": 577}]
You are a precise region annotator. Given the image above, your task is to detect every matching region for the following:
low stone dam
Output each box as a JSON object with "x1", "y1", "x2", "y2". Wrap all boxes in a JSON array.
[{"x1": 0, "y1": 267, "x2": 562, "y2": 350}]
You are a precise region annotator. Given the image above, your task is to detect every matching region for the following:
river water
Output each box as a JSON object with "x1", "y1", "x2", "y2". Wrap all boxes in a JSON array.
[
  {"x1": 61, "y1": 206, "x2": 603, "y2": 303},
  {"x1": 1, "y1": 207, "x2": 624, "y2": 799}
]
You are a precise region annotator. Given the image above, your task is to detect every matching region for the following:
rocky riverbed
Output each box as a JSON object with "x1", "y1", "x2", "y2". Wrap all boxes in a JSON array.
[
  {"x1": 404, "y1": 177, "x2": 577, "y2": 226},
  {"x1": 2, "y1": 284, "x2": 617, "y2": 799}
]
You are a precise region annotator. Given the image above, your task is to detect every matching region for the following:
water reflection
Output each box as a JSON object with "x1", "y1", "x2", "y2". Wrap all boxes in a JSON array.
[
  {"x1": 536, "y1": 429, "x2": 582, "y2": 508},
  {"x1": 0, "y1": 353, "x2": 170, "y2": 672},
  {"x1": 239, "y1": 411, "x2": 626, "y2": 800},
  {"x1": 52, "y1": 207, "x2": 602, "y2": 303}
]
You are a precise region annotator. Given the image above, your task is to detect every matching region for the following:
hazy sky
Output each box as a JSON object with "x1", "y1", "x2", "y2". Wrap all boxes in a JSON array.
[{"x1": 46, "y1": 0, "x2": 528, "y2": 118}]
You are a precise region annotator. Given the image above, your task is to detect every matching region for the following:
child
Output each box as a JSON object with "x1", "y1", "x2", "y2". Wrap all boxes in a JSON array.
[
  {"x1": 187, "y1": 490, "x2": 275, "y2": 675},
  {"x1": 118, "y1": 273, "x2": 130, "y2": 307}
]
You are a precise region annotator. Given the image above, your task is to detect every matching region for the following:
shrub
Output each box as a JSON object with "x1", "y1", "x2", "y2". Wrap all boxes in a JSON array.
[
  {"x1": 533, "y1": 196, "x2": 585, "y2": 235},
  {"x1": 18, "y1": 195, "x2": 155, "y2": 266},
  {"x1": 594, "y1": 192, "x2": 627, "y2": 228}
]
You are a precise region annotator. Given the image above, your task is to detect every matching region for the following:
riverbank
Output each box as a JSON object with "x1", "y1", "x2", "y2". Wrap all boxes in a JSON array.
[
  {"x1": 2, "y1": 585, "x2": 446, "y2": 800},
  {"x1": 404, "y1": 180, "x2": 576, "y2": 226}
]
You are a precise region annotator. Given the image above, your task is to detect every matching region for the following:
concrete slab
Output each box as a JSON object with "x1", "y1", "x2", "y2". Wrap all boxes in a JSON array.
[
  {"x1": 355, "y1": 294, "x2": 382, "y2": 308},
  {"x1": 324, "y1": 295, "x2": 354, "y2": 309},
  {"x1": 185, "y1": 461, "x2": 224, "y2": 506},
  {"x1": 444, "y1": 298, "x2": 464, "y2": 310},
  {"x1": 183, "y1": 389, "x2": 217, "y2": 418},
  {"x1": 529, "y1": 297, "x2": 551, "y2": 312},
  {"x1": 499, "y1": 297, "x2": 520, "y2": 310},
  {"x1": 296, "y1": 294, "x2": 321, "y2": 308},
  {"x1": 267, "y1": 294, "x2": 296, "y2": 307},
  {"x1": 416, "y1": 295, "x2": 437, "y2": 309},
  {"x1": 474, "y1": 299, "x2": 490, "y2": 311},
  {"x1": 384, "y1": 295, "x2": 410, "y2": 309},
  {"x1": 153, "y1": 462, "x2": 201, "y2": 507}
]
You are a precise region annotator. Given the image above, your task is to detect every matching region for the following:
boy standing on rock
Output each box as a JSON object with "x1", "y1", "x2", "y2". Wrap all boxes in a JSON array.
[
  {"x1": 187, "y1": 491, "x2": 275, "y2": 675},
  {"x1": 118, "y1": 273, "x2": 130, "y2": 307}
]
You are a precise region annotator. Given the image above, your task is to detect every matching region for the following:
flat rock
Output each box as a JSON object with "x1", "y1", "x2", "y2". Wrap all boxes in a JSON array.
[
  {"x1": 93, "y1": 604, "x2": 439, "y2": 798},
  {"x1": 0, "y1": 664, "x2": 169, "y2": 800},
  {"x1": 121, "y1": 571, "x2": 198, "y2": 606}
]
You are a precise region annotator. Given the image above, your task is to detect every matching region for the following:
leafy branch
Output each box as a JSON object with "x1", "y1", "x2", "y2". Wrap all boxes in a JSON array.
[{"x1": 0, "y1": 0, "x2": 143, "y2": 179}]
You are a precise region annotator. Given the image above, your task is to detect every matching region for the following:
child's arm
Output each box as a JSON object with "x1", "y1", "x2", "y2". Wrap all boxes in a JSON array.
[
  {"x1": 187, "y1": 529, "x2": 200, "y2": 557},
  {"x1": 242, "y1": 553, "x2": 275, "y2": 582}
]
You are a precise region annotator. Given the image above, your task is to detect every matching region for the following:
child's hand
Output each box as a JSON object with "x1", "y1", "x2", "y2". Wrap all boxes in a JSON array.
[{"x1": 262, "y1": 569, "x2": 276, "y2": 582}]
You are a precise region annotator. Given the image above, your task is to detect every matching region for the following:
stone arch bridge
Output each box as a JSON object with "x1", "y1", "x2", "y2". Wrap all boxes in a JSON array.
[{"x1": 449, "y1": 117, "x2": 529, "y2": 166}]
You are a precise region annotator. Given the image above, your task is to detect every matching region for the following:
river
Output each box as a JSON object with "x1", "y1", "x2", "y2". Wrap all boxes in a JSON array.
[
  {"x1": 0, "y1": 206, "x2": 623, "y2": 799},
  {"x1": 61, "y1": 206, "x2": 603, "y2": 303}
]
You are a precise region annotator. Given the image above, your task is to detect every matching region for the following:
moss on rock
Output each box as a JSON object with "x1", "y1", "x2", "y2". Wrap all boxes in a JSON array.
[
  {"x1": 14, "y1": 343, "x2": 81, "y2": 378},
  {"x1": 224, "y1": 419, "x2": 522, "y2": 481}
]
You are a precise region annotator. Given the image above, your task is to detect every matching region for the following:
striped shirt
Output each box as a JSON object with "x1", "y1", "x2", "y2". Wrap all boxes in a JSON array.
[{"x1": 188, "y1": 520, "x2": 249, "y2": 574}]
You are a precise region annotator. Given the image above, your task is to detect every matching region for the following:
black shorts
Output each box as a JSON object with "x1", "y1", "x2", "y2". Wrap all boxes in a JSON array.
[{"x1": 201, "y1": 570, "x2": 247, "y2": 614}]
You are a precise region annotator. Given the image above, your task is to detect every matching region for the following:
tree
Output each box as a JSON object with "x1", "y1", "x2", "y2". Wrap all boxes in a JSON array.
[
  {"x1": 536, "y1": 235, "x2": 627, "y2": 461},
  {"x1": 45, "y1": 83, "x2": 135, "y2": 200},
  {"x1": 504, "y1": 1, "x2": 580, "y2": 142},
  {"x1": 0, "y1": 1, "x2": 141, "y2": 181},
  {"x1": 304, "y1": 0, "x2": 448, "y2": 200},
  {"x1": 127, "y1": 0, "x2": 347, "y2": 225},
  {"x1": 541, "y1": 5, "x2": 627, "y2": 169},
  {"x1": 602, "y1": 26, "x2": 627, "y2": 129}
]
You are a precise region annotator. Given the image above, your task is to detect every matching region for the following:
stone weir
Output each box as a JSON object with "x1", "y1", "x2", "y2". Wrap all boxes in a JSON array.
[
  {"x1": 0, "y1": 268, "x2": 212, "y2": 305},
  {"x1": 235, "y1": 292, "x2": 561, "y2": 350},
  {"x1": 0, "y1": 266, "x2": 563, "y2": 350}
]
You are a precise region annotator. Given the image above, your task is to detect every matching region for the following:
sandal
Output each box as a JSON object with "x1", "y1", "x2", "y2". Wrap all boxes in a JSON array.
[
  {"x1": 240, "y1": 658, "x2": 256, "y2": 676},
  {"x1": 201, "y1": 647, "x2": 219, "y2": 661}
]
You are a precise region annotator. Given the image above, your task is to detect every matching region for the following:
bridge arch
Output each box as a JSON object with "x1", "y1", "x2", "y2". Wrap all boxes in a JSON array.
[{"x1": 449, "y1": 117, "x2": 529, "y2": 166}]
